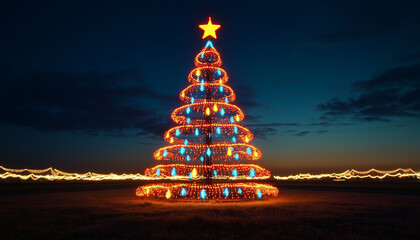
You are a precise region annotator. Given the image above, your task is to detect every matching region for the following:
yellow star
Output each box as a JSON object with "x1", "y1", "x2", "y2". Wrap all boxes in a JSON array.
[{"x1": 199, "y1": 17, "x2": 221, "y2": 39}]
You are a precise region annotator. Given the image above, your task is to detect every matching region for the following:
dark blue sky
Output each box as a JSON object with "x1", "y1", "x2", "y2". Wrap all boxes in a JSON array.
[{"x1": 1, "y1": 0, "x2": 419, "y2": 174}]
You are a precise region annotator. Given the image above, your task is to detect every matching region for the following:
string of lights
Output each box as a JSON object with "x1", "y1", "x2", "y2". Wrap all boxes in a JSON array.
[
  {"x1": 136, "y1": 182, "x2": 279, "y2": 200},
  {"x1": 274, "y1": 168, "x2": 420, "y2": 180},
  {"x1": 0, "y1": 165, "x2": 156, "y2": 181},
  {"x1": 144, "y1": 163, "x2": 271, "y2": 179},
  {"x1": 134, "y1": 17, "x2": 279, "y2": 200},
  {"x1": 1, "y1": 165, "x2": 419, "y2": 181}
]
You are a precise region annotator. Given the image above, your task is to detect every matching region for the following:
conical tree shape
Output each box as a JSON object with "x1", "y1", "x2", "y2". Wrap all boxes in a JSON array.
[{"x1": 136, "y1": 20, "x2": 278, "y2": 200}]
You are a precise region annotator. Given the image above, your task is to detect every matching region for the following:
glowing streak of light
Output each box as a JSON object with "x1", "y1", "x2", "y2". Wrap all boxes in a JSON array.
[
  {"x1": 273, "y1": 168, "x2": 420, "y2": 180},
  {"x1": 1, "y1": 166, "x2": 418, "y2": 181}
]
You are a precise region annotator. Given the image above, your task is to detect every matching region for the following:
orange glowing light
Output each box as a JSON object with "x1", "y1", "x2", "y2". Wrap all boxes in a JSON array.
[
  {"x1": 166, "y1": 189, "x2": 172, "y2": 199},
  {"x1": 179, "y1": 83, "x2": 235, "y2": 104},
  {"x1": 171, "y1": 102, "x2": 244, "y2": 125},
  {"x1": 154, "y1": 140, "x2": 261, "y2": 162},
  {"x1": 196, "y1": 69, "x2": 201, "y2": 77},
  {"x1": 136, "y1": 182, "x2": 278, "y2": 200},
  {"x1": 192, "y1": 168, "x2": 198, "y2": 178},
  {"x1": 205, "y1": 107, "x2": 211, "y2": 116},
  {"x1": 162, "y1": 124, "x2": 253, "y2": 145},
  {"x1": 144, "y1": 164, "x2": 271, "y2": 179},
  {"x1": 0, "y1": 165, "x2": 418, "y2": 182},
  {"x1": 227, "y1": 148, "x2": 232, "y2": 156},
  {"x1": 213, "y1": 104, "x2": 218, "y2": 112},
  {"x1": 199, "y1": 17, "x2": 221, "y2": 39}
]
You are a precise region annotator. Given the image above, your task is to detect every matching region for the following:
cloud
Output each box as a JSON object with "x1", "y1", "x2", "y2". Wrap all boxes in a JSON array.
[
  {"x1": 245, "y1": 122, "x2": 338, "y2": 138},
  {"x1": 318, "y1": 29, "x2": 372, "y2": 44},
  {"x1": 252, "y1": 127, "x2": 278, "y2": 139},
  {"x1": 230, "y1": 82, "x2": 263, "y2": 109},
  {"x1": 316, "y1": 1, "x2": 420, "y2": 44},
  {"x1": 247, "y1": 122, "x2": 301, "y2": 127},
  {"x1": 0, "y1": 68, "x2": 175, "y2": 137},
  {"x1": 318, "y1": 64, "x2": 420, "y2": 121},
  {"x1": 294, "y1": 131, "x2": 310, "y2": 137},
  {"x1": 392, "y1": 52, "x2": 420, "y2": 63}
]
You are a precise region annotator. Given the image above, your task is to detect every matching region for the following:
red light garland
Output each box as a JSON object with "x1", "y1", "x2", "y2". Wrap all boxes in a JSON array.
[
  {"x1": 144, "y1": 164, "x2": 271, "y2": 179},
  {"x1": 136, "y1": 182, "x2": 278, "y2": 200}
]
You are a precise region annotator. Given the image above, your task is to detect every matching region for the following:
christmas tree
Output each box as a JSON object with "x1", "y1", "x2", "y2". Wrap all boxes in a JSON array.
[{"x1": 136, "y1": 17, "x2": 278, "y2": 200}]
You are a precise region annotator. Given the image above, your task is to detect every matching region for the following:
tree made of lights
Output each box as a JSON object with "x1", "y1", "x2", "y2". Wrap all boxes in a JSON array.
[{"x1": 136, "y1": 18, "x2": 278, "y2": 200}]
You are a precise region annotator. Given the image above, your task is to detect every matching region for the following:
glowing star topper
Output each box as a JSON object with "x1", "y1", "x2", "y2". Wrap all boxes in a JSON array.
[{"x1": 199, "y1": 17, "x2": 221, "y2": 39}]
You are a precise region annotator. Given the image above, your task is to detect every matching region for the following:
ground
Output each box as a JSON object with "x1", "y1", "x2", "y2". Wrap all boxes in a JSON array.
[{"x1": 1, "y1": 181, "x2": 419, "y2": 239}]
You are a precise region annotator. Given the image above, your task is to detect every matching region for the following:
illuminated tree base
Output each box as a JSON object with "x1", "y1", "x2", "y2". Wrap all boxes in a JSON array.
[{"x1": 136, "y1": 182, "x2": 278, "y2": 200}]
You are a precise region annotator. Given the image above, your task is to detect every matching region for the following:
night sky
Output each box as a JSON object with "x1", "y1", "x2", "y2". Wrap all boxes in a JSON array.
[{"x1": 1, "y1": 0, "x2": 419, "y2": 174}]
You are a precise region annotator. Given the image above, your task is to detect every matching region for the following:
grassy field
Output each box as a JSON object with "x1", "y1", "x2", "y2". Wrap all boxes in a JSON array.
[{"x1": 1, "y1": 181, "x2": 419, "y2": 239}]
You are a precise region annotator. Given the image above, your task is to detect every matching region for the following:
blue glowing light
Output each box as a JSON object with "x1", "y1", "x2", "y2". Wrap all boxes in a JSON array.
[
  {"x1": 186, "y1": 155, "x2": 190, "y2": 161},
  {"x1": 219, "y1": 85, "x2": 224, "y2": 92},
  {"x1": 216, "y1": 126, "x2": 221, "y2": 135},
  {"x1": 206, "y1": 40, "x2": 213, "y2": 48},
  {"x1": 180, "y1": 147, "x2": 185, "y2": 155},
  {"x1": 200, "y1": 156, "x2": 204, "y2": 162},
  {"x1": 217, "y1": 69, "x2": 221, "y2": 75},
  {"x1": 184, "y1": 139, "x2": 188, "y2": 145},
  {"x1": 201, "y1": 52, "x2": 205, "y2": 58},
  {"x1": 208, "y1": 57, "x2": 212, "y2": 62},
  {"x1": 247, "y1": 147, "x2": 252, "y2": 155},
  {"x1": 220, "y1": 108, "x2": 225, "y2": 116},
  {"x1": 190, "y1": 97, "x2": 194, "y2": 104},
  {"x1": 206, "y1": 147, "x2": 211, "y2": 157},
  {"x1": 156, "y1": 168, "x2": 161, "y2": 177},
  {"x1": 225, "y1": 97, "x2": 228, "y2": 103},
  {"x1": 233, "y1": 126, "x2": 238, "y2": 134},
  {"x1": 171, "y1": 167, "x2": 176, "y2": 177},
  {"x1": 181, "y1": 188, "x2": 187, "y2": 196},
  {"x1": 200, "y1": 189, "x2": 207, "y2": 199},
  {"x1": 257, "y1": 189, "x2": 262, "y2": 198},
  {"x1": 230, "y1": 116, "x2": 234, "y2": 123},
  {"x1": 232, "y1": 136, "x2": 236, "y2": 143},
  {"x1": 200, "y1": 83, "x2": 204, "y2": 92},
  {"x1": 188, "y1": 172, "x2": 192, "y2": 180},
  {"x1": 175, "y1": 129, "x2": 180, "y2": 137},
  {"x1": 186, "y1": 118, "x2": 191, "y2": 124},
  {"x1": 249, "y1": 168, "x2": 255, "y2": 177},
  {"x1": 223, "y1": 188, "x2": 229, "y2": 197},
  {"x1": 186, "y1": 106, "x2": 191, "y2": 114},
  {"x1": 163, "y1": 149, "x2": 167, "y2": 158},
  {"x1": 235, "y1": 153, "x2": 239, "y2": 160},
  {"x1": 213, "y1": 170, "x2": 217, "y2": 176},
  {"x1": 195, "y1": 128, "x2": 199, "y2": 136},
  {"x1": 232, "y1": 168, "x2": 238, "y2": 177},
  {"x1": 237, "y1": 188, "x2": 242, "y2": 195}
]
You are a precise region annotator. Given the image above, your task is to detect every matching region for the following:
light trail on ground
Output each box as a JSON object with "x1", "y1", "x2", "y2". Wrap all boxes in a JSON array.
[
  {"x1": 274, "y1": 168, "x2": 420, "y2": 180},
  {"x1": 1, "y1": 165, "x2": 419, "y2": 181}
]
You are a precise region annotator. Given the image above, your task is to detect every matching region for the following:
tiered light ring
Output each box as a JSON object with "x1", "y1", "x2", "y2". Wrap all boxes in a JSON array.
[
  {"x1": 136, "y1": 18, "x2": 278, "y2": 200},
  {"x1": 144, "y1": 164, "x2": 271, "y2": 179},
  {"x1": 136, "y1": 182, "x2": 278, "y2": 200}
]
